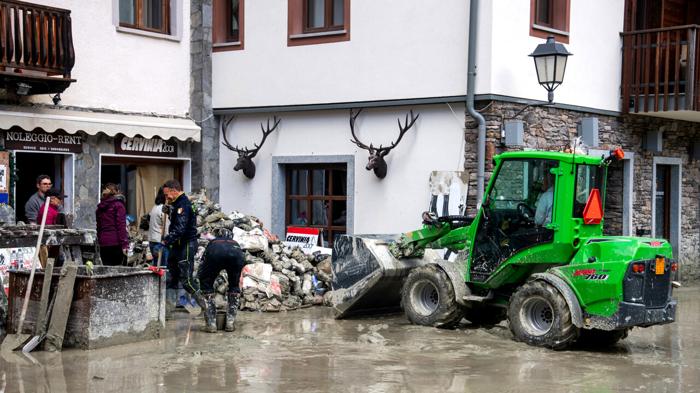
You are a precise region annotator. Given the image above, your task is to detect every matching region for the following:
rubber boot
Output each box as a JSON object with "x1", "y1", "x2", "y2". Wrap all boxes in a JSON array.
[
  {"x1": 192, "y1": 290, "x2": 207, "y2": 310},
  {"x1": 225, "y1": 293, "x2": 240, "y2": 332},
  {"x1": 202, "y1": 294, "x2": 217, "y2": 333}
]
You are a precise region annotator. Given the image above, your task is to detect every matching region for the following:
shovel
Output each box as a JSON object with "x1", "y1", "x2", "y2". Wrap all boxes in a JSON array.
[
  {"x1": 18, "y1": 257, "x2": 56, "y2": 352},
  {"x1": 19, "y1": 294, "x2": 55, "y2": 352},
  {"x1": 2, "y1": 201, "x2": 50, "y2": 351}
]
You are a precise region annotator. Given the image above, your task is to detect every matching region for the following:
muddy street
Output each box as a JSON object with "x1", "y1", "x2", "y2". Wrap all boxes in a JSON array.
[{"x1": 1, "y1": 287, "x2": 698, "y2": 393}]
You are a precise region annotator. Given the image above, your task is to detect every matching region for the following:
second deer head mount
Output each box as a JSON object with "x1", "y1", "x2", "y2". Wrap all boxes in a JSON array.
[
  {"x1": 349, "y1": 108, "x2": 420, "y2": 179},
  {"x1": 220, "y1": 115, "x2": 281, "y2": 179}
]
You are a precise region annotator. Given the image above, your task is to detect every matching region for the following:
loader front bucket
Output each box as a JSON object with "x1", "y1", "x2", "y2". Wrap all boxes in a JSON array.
[{"x1": 330, "y1": 234, "x2": 441, "y2": 319}]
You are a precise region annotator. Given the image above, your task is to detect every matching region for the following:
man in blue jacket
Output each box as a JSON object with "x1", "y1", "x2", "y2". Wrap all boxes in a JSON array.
[{"x1": 162, "y1": 179, "x2": 206, "y2": 310}]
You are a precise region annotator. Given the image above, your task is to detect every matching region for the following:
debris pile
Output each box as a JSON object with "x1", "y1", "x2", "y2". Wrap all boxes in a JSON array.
[{"x1": 190, "y1": 191, "x2": 334, "y2": 312}]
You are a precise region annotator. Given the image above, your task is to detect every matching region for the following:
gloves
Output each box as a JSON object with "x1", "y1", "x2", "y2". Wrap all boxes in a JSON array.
[
  {"x1": 85, "y1": 261, "x2": 94, "y2": 276},
  {"x1": 147, "y1": 266, "x2": 165, "y2": 277}
]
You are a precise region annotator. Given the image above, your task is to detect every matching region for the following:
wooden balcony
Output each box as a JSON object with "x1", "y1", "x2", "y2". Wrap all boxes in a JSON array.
[
  {"x1": 621, "y1": 25, "x2": 700, "y2": 119},
  {"x1": 0, "y1": 0, "x2": 75, "y2": 96}
]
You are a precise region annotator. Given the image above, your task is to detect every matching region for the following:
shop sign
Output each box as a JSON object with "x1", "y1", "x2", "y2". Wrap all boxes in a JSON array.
[
  {"x1": 284, "y1": 227, "x2": 320, "y2": 254},
  {"x1": 115, "y1": 136, "x2": 178, "y2": 157},
  {"x1": 2, "y1": 129, "x2": 83, "y2": 153}
]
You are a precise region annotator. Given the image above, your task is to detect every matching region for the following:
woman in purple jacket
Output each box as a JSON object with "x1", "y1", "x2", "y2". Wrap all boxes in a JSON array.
[{"x1": 96, "y1": 183, "x2": 129, "y2": 266}]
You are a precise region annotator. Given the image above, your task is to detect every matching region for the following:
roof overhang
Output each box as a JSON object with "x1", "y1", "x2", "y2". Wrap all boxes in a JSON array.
[{"x1": 0, "y1": 105, "x2": 200, "y2": 142}]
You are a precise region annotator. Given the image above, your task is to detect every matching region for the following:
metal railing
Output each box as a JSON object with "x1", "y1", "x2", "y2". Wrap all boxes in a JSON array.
[
  {"x1": 0, "y1": 0, "x2": 75, "y2": 78},
  {"x1": 621, "y1": 25, "x2": 700, "y2": 113}
]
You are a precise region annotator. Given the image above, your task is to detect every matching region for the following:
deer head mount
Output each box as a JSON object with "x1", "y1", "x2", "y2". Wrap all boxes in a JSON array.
[
  {"x1": 349, "y1": 108, "x2": 419, "y2": 179},
  {"x1": 220, "y1": 115, "x2": 280, "y2": 179}
]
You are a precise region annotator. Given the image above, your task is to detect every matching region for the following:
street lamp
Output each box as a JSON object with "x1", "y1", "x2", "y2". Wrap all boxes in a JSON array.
[{"x1": 529, "y1": 36, "x2": 572, "y2": 103}]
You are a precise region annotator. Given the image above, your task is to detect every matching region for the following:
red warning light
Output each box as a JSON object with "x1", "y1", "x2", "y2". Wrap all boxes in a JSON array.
[
  {"x1": 583, "y1": 188, "x2": 603, "y2": 224},
  {"x1": 613, "y1": 148, "x2": 625, "y2": 160}
]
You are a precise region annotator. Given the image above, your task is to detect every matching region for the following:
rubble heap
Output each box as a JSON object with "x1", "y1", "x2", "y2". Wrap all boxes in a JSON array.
[{"x1": 189, "y1": 191, "x2": 334, "y2": 312}]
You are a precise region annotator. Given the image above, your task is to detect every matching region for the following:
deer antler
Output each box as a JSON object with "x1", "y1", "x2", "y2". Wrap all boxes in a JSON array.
[
  {"x1": 247, "y1": 116, "x2": 280, "y2": 158},
  {"x1": 220, "y1": 115, "x2": 280, "y2": 157},
  {"x1": 377, "y1": 110, "x2": 419, "y2": 157},
  {"x1": 220, "y1": 115, "x2": 242, "y2": 153},
  {"x1": 349, "y1": 108, "x2": 375, "y2": 152}
]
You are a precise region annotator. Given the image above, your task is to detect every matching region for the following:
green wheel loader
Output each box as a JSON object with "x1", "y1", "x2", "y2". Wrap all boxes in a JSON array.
[{"x1": 331, "y1": 149, "x2": 678, "y2": 349}]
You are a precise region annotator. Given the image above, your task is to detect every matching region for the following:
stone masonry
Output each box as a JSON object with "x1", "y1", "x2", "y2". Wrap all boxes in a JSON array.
[
  {"x1": 465, "y1": 100, "x2": 700, "y2": 282},
  {"x1": 190, "y1": 0, "x2": 219, "y2": 202}
]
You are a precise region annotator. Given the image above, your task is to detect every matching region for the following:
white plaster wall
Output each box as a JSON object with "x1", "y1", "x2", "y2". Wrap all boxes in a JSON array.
[
  {"x1": 213, "y1": 1, "x2": 470, "y2": 108},
  {"x1": 28, "y1": 0, "x2": 191, "y2": 116},
  {"x1": 487, "y1": 0, "x2": 625, "y2": 111},
  {"x1": 219, "y1": 104, "x2": 467, "y2": 234}
]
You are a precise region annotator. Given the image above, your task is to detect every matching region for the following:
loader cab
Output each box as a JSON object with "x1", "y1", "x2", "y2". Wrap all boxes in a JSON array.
[{"x1": 470, "y1": 157, "x2": 560, "y2": 282}]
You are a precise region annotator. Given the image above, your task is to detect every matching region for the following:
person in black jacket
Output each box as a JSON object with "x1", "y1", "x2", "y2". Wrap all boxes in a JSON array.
[
  {"x1": 198, "y1": 227, "x2": 245, "y2": 332},
  {"x1": 161, "y1": 179, "x2": 206, "y2": 310}
]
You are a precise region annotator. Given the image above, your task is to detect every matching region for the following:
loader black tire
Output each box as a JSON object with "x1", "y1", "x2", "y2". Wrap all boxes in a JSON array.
[
  {"x1": 508, "y1": 280, "x2": 579, "y2": 350},
  {"x1": 577, "y1": 328, "x2": 629, "y2": 347},
  {"x1": 402, "y1": 265, "x2": 463, "y2": 329}
]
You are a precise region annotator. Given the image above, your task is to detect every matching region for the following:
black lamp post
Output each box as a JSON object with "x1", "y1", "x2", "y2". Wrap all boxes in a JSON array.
[{"x1": 529, "y1": 36, "x2": 572, "y2": 103}]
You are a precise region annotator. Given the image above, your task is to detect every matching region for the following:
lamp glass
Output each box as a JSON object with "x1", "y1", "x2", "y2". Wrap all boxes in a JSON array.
[
  {"x1": 554, "y1": 55, "x2": 568, "y2": 83},
  {"x1": 534, "y1": 56, "x2": 548, "y2": 84}
]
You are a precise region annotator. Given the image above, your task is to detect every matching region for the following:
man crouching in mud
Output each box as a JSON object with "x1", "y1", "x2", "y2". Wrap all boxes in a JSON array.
[
  {"x1": 162, "y1": 180, "x2": 207, "y2": 311},
  {"x1": 198, "y1": 228, "x2": 245, "y2": 332}
]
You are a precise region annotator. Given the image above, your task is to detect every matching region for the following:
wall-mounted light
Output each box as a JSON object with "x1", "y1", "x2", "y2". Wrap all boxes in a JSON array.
[{"x1": 529, "y1": 36, "x2": 572, "y2": 103}]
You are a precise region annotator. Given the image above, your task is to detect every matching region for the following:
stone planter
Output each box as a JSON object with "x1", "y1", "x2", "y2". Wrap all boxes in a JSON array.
[{"x1": 8, "y1": 266, "x2": 165, "y2": 349}]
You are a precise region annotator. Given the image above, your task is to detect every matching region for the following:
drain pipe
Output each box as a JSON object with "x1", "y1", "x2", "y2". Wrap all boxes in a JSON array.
[{"x1": 466, "y1": 0, "x2": 486, "y2": 206}]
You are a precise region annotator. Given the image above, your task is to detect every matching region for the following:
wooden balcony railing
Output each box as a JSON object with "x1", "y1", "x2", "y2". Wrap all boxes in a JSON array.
[
  {"x1": 0, "y1": 0, "x2": 75, "y2": 80},
  {"x1": 621, "y1": 25, "x2": 700, "y2": 113}
]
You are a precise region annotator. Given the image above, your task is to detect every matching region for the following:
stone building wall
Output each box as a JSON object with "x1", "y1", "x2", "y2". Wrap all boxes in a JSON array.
[{"x1": 465, "y1": 100, "x2": 700, "y2": 281}]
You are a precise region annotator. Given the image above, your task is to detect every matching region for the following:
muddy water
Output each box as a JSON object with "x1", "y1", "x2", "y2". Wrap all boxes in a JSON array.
[{"x1": 1, "y1": 287, "x2": 699, "y2": 393}]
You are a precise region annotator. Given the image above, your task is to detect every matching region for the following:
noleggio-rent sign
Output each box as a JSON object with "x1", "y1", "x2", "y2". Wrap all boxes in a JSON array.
[{"x1": 2, "y1": 129, "x2": 83, "y2": 153}]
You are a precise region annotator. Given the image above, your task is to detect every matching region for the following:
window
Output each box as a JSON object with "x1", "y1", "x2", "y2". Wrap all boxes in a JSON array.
[
  {"x1": 530, "y1": 0, "x2": 569, "y2": 44},
  {"x1": 471, "y1": 159, "x2": 558, "y2": 282},
  {"x1": 654, "y1": 165, "x2": 671, "y2": 240},
  {"x1": 213, "y1": 0, "x2": 244, "y2": 51},
  {"x1": 573, "y1": 164, "x2": 606, "y2": 218},
  {"x1": 288, "y1": 0, "x2": 350, "y2": 46},
  {"x1": 119, "y1": 0, "x2": 170, "y2": 34},
  {"x1": 304, "y1": 0, "x2": 344, "y2": 32},
  {"x1": 285, "y1": 164, "x2": 347, "y2": 247}
]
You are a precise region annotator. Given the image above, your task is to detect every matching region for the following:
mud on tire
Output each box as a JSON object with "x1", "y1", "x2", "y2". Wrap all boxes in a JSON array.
[
  {"x1": 508, "y1": 280, "x2": 579, "y2": 350},
  {"x1": 402, "y1": 264, "x2": 463, "y2": 329}
]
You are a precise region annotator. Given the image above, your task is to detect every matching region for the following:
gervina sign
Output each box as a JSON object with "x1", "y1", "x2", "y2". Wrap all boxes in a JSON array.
[
  {"x1": 284, "y1": 227, "x2": 320, "y2": 254},
  {"x1": 115, "y1": 136, "x2": 178, "y2": 157}
]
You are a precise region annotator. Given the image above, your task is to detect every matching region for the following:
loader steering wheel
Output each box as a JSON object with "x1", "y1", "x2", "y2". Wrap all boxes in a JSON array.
[{"x1": 516, "y1": 203, "x2": 535, "y2": 224}]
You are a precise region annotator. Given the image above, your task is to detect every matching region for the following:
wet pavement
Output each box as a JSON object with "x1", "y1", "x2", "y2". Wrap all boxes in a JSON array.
[{"x1": 1, "y1": 287, "x2": 699, "y2": 393}]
